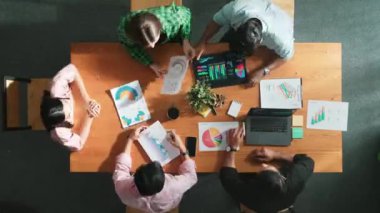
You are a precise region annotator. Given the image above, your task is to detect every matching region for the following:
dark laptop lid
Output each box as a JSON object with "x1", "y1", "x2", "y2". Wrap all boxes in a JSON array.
[{"x1": 245, "y1": 108, "x2": 293, "y2": 146}]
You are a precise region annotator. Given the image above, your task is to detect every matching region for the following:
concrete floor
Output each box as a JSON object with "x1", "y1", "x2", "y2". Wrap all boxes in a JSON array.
[{"x1": 0, "y1": 0, "x2": 379, "y2": 212}]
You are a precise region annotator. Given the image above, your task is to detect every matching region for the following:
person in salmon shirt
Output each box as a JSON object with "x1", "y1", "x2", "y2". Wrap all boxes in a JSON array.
[
  {"x1": 40, "y1": 64, "x2": 101, "y2": 151},
  {"x1": 113, "y1": 127, "x2": 197, "y2": 213}
]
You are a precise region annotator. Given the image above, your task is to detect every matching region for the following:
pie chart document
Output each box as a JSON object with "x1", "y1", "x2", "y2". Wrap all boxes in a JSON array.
[{"x1": 198, "y1": 122, "x2": 239, "y2": 151}]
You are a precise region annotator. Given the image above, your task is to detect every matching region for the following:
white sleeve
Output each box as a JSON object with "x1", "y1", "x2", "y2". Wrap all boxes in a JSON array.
[
  {"x1": 266, "y1": 33, "x2": 294, "y2": 60},
  {"x1": 213, "y1": 1, "x2": 235, "y2": 26},
  {"x1": 262, "y1": 6, "x2": 294, "y2": 60}
]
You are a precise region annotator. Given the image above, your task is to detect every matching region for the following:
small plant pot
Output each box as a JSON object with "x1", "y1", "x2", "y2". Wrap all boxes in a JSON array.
[{"x1": 197, "y1": 104, "x2": 212, "y2": 118}]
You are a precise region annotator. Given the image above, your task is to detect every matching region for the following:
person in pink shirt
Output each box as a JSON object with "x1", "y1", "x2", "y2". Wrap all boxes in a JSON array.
[
  {"x1": 40, "y1": 64, "x2": 101, "y2": 151},
  {"x1": 113, "y1": 127, "x2": 198, "y2": 213}
]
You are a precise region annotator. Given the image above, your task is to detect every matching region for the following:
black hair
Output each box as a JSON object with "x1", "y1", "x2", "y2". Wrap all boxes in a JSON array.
[
  {"x1": 134, "y1": 161, "x2": 165, "y2": 196},
  {"x1": 256, "y1": 170, "x2": 286, "y2": 195},
  {"x1": 230, "y1": 18, "x2": 263, "y2": 56},
  {"x1": 127, "y1": 13, "x2": 162, "y2": 47},
  {"x1": 40, "y1": 90, "x2": 72, "y2": 131}
]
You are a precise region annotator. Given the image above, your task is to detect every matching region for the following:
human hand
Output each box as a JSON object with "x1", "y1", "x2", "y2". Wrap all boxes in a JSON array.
[
  {"x1": 245, "y1": 70, "x2": 264, "y2": 88},
  {"x1": 251, "y1": 147, "x2": 278, "y2": 163},
  {"x1": 87, "y1": 99, "x2": 101, "y2": 118},
  {"x1": 128, "y1": 126, "x2": 148, "y2": 141},
  {"x1": 182, "y1": 39, "x2": 196, "y2": 60},
  {"x1": 195, "y1": 42, "x2": 206, "y2": 60},
  {"x1": 149, "y1": 64, "x2": 167, "y2": 78},
  {"x1": 166, "y1": 130, "x2": 186, "y2": 152},
  {"x1": 227, "y1": 125, "x2": 245, "y2": 148}
]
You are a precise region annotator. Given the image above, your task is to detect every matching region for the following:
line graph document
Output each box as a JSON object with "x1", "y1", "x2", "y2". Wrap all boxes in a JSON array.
[{"x1": 260, "y1": 78, "x2": 302, "y2": 109}]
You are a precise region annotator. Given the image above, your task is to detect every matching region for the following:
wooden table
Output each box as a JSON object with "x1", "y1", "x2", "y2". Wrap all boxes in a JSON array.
[{"x1": 70, "y1": 42, "x2": 342, "y2": 173}]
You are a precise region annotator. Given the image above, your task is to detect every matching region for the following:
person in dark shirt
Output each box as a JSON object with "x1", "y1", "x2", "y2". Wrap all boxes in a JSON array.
[{"x1": 220, "y1": 126, "x2": 315, "y2": 213}]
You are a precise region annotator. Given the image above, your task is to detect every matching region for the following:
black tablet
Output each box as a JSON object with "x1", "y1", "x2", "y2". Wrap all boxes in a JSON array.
[{"x1": 192, "y1": 51, "x2": 248, "y2": 88}]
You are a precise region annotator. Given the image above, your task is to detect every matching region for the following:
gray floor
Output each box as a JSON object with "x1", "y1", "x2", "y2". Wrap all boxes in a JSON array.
[{"x1": 0, "y1": 0, "x2": 379, "y2": 212}]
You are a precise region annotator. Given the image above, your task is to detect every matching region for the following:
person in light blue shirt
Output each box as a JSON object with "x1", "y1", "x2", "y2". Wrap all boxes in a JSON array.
[{"x1": 195, "y1": 0, "x2": 294, "y2": 87}]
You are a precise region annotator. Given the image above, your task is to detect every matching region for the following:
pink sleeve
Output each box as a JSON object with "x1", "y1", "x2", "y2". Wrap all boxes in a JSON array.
[
  {"x1": 113, "y1": 153, "x2": 135, "y2": 199},
  {"x1": 168, "y1": 159, "x2": 198, "y2": 194},
  {"x1": 50, "y1": 64, "x2": 78, "y2": 99},
  {"x1": 113, "y1": 153, "x2": 133, "y2": 180},
  {"x1": 51, "y1": 127, "x2": 83, "y2": 151}
]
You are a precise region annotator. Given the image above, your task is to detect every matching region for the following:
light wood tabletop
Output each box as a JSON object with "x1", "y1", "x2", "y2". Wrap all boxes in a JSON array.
[{"x1": 70, "y1": 42, "x2": 342, "y2": 173}]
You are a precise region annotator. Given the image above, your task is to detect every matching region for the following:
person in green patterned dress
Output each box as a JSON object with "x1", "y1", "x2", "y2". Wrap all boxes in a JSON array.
[{"x1": 118, "y1": 3, "x2": 195, "y2": 77}]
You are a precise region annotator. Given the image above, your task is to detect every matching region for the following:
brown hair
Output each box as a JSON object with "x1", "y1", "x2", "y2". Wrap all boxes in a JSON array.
[{"x1": 127, "y1": 13, "x2": 162, "y2": 47}]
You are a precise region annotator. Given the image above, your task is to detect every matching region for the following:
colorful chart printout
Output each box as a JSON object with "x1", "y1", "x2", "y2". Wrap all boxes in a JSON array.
[
  {"x1": 307, "y1": 100, "x2": 349, "y2": 131},
  {"x1": 110, "y1": 81, "x2": 151, "y2": 128},
  {"x1": 198, "y1": 122, "x2": 239, "y2": 151},
  {"x1": 114, "y1": 85, "x2": 139, "y2": 101},
  {"x1": 138, "y1": 121, "x2": 180, "y2": 165},
  {"x1": 260, "y1": 78, "x2": 303, "y2": 109},
  {"x1": 202, "y1": 128, "x2": 223, "y2": 148},
  {"x1": 234, "y1": 63, "x2": 246, "y2": 78}
]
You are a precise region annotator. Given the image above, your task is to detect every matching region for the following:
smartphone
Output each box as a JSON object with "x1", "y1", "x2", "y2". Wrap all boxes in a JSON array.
[{"x1": 186, "y1": 137, "x2": 197, "y2": 157}]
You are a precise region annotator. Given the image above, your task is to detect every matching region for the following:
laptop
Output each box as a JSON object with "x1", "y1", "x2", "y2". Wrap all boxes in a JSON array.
[
  {"x1": 192, "y1": 51, "x2": 248, "y2": 88},
  {"x1": 245, "y1": 108, "x2": 293, "y2": 146}
]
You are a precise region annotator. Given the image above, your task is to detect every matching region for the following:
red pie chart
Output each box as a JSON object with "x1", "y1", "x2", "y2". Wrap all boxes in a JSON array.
[{"x1": 202, "y1": 128, "x2": 223, "y2": 148}]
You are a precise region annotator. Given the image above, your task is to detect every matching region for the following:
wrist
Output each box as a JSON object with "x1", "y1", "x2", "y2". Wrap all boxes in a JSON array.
[
  {"x1": 84, "y1": 95, "x2": 91, "y2": 103},
  {"x1": 179, "y1": 145, "x2": 187, "y2": 153},
  {"x1": 226, "y1": 145, "x2": 239, "y2": 152},
  {"x1": 275, "y1": 152, "x2": 295, "y2": 162},
  {"x1": 180, "y1": 149, "x2": 189, "y2": 156},
  {"x1": 124, "y1": 139, "x2": 133, "y2": 152},
  {"x1": 273, "y1": 151, "x2": 287, "y2": 161}
]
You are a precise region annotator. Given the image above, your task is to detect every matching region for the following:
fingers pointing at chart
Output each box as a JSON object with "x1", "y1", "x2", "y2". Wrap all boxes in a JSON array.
[{"x1": 149, "y1": 64, "x2": 167, "y2": 78}]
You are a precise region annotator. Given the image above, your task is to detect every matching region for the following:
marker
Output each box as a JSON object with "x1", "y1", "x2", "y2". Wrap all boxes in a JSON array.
[
  {"x1": 198, "y1": 72, "x2": 208, "y2": 76},
  {"x1": 209, "y1": 66, "x2": 214, "y2": 80},
  {"x1": 199, "y1": 57, "x2": 214, "y2": 63},
  {"x1": 197, "y1": 65, "x2": 207, "y2": 69}
]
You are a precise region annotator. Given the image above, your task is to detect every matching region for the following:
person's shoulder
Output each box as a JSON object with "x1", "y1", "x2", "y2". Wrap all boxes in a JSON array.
[
  {"x1": 164, "y1": 3, "x2": 190, "y2": 14},
  {"x1": 293, "y1": 154, "x2": 315, "y2": 170},
  {"x1": 175, "y1": 4, "x2": 190, "y2": 11}
]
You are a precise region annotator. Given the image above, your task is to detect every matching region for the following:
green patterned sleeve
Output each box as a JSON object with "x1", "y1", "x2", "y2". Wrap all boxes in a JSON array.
[
  {"x1": 178, "y1": 6, "x2": 192, "y2": 40},
  {"x1": 118, "y1": 16, "x2": 153, "y2": 66}
]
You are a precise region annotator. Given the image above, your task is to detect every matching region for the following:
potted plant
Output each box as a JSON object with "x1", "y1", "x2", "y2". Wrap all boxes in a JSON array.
[{"x1": 187, "y1": 81, "x2": 226, "y2": 117}]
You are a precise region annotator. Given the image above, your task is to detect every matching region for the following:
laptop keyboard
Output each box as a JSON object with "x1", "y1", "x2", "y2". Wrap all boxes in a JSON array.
[{"x1": 250, "y1": 118, "x2": 289, "y2": 132}]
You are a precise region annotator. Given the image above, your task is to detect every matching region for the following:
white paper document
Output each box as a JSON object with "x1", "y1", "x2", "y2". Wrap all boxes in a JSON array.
[
  {"x1": 260, "y1": 78, "x2": 302, "y2": 109},
  {"x1": 138, "y1": 121, "x2": 180, "y2": 165},
  {"x1": 110, "y1": 81, "x2": 151, "y2": 128},
  {"x1": 198, "y1": 122, "x2": 239, "y2": 152},
  {"x1": 161, "y1": 56, "x2": 189, "y2": 94},
  {"x1": 227, "y1": 100, "x2": 242, "y2": 118},
  {"x1": 307, "y1": 100, "x2": 349, "y2": 131}
]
